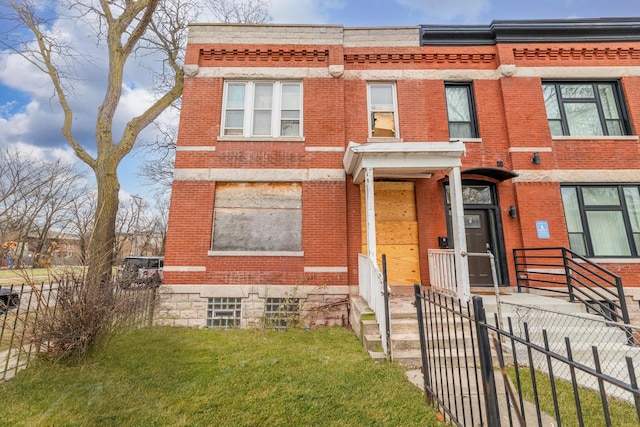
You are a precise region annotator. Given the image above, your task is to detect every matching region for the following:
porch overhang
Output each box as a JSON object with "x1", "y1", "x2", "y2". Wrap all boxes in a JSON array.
[
  {"x1": 343, "y1": 141, "x2": 466, "y2": 184},
  {"x1": 461, "y1": 167, "x2": 518, "y2": 182}
]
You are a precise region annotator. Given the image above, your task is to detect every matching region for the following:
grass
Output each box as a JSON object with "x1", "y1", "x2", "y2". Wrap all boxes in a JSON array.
[
  {"x1": 509, "y1": 366, "x2": 639, "y2": 426},
  {"x1": 0, "y1": 326, "x2": 439, "y2": 426},
  {"x1": 0, "y1": 267, "x2": 86, "y2": 285}
]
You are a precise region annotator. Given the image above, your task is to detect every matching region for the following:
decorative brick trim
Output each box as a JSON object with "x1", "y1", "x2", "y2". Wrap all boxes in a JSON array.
[
  {"x1": 200, "y1": 48, "x2": 329, "y2": 63},
  {"x1": 513, "y1": 47, "x2": 640, "y2": 61},
  {"x1": 344, "y1": 52, "x2": 495, "y2": 64}
]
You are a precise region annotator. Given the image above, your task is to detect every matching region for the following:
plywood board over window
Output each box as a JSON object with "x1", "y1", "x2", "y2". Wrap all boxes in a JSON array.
[
  {"x1": 361, "y1": 181, "x2": 421, "y2": 286},
  {"x1": 212, "y1": 182, "x2": 302, "y2": 252}
]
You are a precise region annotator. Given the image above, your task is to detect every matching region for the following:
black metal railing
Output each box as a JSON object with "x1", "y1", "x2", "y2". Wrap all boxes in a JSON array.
[
  {"x1": 415, "y1": 284, "x2": 640, "y2": 427},
  {"x1": 513, "y1": 247, "x2": 630, "y2": 326},
  {"x1": 1, "y1": 281, "x2": 157, "y2": 381},
  {"x1": 414, "y1": 285, "x2": 484, "y2": 426}
]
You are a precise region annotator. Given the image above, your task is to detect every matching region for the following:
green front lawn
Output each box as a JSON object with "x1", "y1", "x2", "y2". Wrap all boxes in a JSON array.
[
  {"x1": 0, "y1": 267, "x2": 87, "y2": 285},
  {"x1": 0, "y1": 327, "x2": 438, "y2": 426}
]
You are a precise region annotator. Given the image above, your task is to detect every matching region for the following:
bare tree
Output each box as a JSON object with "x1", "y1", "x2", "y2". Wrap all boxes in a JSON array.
[
  {"x1": 207, "y1": 0, "x2": 272, "y2": 24},
  {"x1": 0, "y1": 146, "x2": 87, "y2": 267},
  {"x1": 139, "y1": 0, "x2": 272, "y2": 196},
  {"x1": 0, "y1": 0, "x2": 270, "y2": 282},
  {"x1": 68, "y1": 191, "x2": 97, "y2": 266}
]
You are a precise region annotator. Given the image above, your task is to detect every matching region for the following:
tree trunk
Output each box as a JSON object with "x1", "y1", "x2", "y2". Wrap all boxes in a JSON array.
[{"x1": 87, "y1": 159, "x2": 120, "y2": 284}]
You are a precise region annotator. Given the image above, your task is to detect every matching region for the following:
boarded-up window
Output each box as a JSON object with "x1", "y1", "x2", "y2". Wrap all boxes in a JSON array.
[{"x1": 212, "y1": 182, "x2": 302, "y2": 251}]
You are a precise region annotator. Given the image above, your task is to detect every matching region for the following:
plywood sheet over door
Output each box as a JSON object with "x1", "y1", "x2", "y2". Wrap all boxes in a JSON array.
[{"x1": 361, "y1": 181, "x2": 421, "y2": 286}]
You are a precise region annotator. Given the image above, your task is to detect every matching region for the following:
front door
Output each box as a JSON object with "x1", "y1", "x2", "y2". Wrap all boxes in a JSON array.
[
  {"x1": 445, "y1": 182, "x2": 507, "y2": 286},
  {"x1": 464, "y1": 210, "x2": 494, "y2": 286},
  {"x1": 361, "y1": 181, "x2": 421, "y2": 287}
]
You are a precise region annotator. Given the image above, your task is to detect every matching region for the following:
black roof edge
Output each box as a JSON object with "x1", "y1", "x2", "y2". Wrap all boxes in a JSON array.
[{"x1": 420, "y1": 17, "x2": 640, "y2": 46}]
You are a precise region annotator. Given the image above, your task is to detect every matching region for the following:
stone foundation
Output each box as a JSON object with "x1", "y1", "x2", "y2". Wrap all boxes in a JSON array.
[{"x1": 155, "y1": 284, "x2": 350, "y2": 329}]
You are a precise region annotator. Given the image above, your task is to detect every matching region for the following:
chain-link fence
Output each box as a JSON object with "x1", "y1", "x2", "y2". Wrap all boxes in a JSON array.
[{"x1": 497, "y1": 301, "x2": 640, "y2": 403}]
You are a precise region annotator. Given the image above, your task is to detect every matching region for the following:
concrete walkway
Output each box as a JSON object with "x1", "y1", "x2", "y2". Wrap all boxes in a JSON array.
[{"x1": 405, "y1": 368, "x2": 556, "y2": 426}]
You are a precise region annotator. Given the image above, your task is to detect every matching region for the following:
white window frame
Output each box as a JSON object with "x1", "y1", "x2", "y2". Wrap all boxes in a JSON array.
[
  {"x1": 367, "y1": 82, "x2": 399, "y2": 139},
  {"x1": 221, "y1": 81, "x2": 303, "y2": 138}
]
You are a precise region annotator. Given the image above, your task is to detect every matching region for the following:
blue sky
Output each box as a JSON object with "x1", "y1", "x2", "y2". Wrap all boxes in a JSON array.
[{"x1": 0, "y1": 0, "x2": 637, "y2": 198}]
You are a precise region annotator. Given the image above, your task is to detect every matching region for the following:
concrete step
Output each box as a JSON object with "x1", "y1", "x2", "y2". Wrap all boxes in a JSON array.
[
  {"x1": 361, "y1": 319, "x2": 380, "y2": 336},
  {"x1": 350, "y1": 296, "x2": 376, "y2": 340},
  {"x1": 364, "y1": 333, "x2": 382, "y2": 352},
  {"x1": 350, "y1": 296, "x2": 372, "y2": 318},
  {"x1": 391, "y1": 349, "x2": 422, "y2": 367},
  {"x1": 391, "y1": 333, "x2": 421, "y2": 351},
  {"x1": 368, "y1": 350, "x2": 387, "y2": 362},
  {"x1": 487, "y1": 312, "x2": 607, "y2": 328},
  {"x1": 394, "y1": 348, "x2": 478, "y2": 368},
  {"x1": 480, "y1": 293, "x2": 588, "y2": 316},
  {"x1": 390, "y1": 307, "x2": 417, "y2": 320},
  {"x1": 390, "y1": 318, "x2": 419, "y2": 334},
  {"x1": 515, "y1": 327, "x2": 630, "y2": 346}
]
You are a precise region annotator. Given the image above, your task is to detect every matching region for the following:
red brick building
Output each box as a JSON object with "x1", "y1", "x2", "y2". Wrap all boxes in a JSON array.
[{"x1": 161, "y1": 18, "x2": 640, "y2": 330}]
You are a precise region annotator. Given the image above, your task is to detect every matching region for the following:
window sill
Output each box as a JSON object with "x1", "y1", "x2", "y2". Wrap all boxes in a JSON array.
[
  {"x1": 551, "y1": 135, "x2": 639, "y2": 141},
  {"x1": 585, "y1": 257, "x2": 640, "y2": 264},
  {"x1": 217, "y1": 136, "x2": 305, "y2": 143},
  {"x1": 450, "y1": 138, "x2": 482, "y2": 143},
  {"x1": 367, "y1": 137, "x2": 403, "y2": 143},
  {"x1": 208, "y1": 250, "x2": 304, "y2": 257}
]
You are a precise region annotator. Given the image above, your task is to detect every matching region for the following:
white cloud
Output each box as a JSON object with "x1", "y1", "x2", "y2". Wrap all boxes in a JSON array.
[
  {"x1": 4, "y1": 140, "x2": 79, "y2": 166},
  {"x1": 270, "y1": 0, "x2": 345, "y2": 24},
  {"x1": 394, "y1": 0, "x2": 490, "y2": 23},
  {"x1": 0, "y1": 52, "x2": 55, "y2": 99},
  {"x1": 0, "y1": 2, "x2": 173, "y2": 197}
]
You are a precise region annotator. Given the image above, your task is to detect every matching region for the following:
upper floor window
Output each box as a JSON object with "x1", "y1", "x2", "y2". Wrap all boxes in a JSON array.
[
  {"x1": 222, "y1": 81, "x2": 302, "y2": 137},
  {"x1": 368, "y1": 83, "x2": 398, "y2": 138},
  {"x1": 445, "y1": 83, "x2": 478, "y2": 139},
  {"x1": 561, "y1": 185, "x2": 640, "y2": 257},
  {"x1": 543, "y1": 81, "x2": 630, "y2": 137}
]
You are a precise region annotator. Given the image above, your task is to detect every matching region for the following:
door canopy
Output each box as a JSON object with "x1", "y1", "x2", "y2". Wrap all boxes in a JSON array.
[{"x1": 343, "y1": 141, "x2": 466, "y2": 183}]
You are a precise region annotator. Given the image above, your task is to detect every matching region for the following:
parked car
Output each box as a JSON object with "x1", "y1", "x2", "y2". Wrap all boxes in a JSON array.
[
  {"x1": 0, "y1": 287, "x2": 19, "y2": 312},
  {"x1": 117, "y1": 256, "x2": 163, "y2": 288}
]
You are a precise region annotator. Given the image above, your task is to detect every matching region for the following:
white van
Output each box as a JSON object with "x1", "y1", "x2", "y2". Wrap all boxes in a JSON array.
[{"x1": 118, "y1": 256, "x2": 164, "y2": 286}]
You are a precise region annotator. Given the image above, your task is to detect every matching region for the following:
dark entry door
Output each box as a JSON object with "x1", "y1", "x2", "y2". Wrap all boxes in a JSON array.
[{"x1": 464, "y1": 209, "x2": 494, "y2": 286}]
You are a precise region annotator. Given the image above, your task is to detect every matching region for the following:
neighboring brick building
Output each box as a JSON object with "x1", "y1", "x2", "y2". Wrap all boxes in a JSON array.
[{"x1": 161, "y1": 18, "x2": 640, "y2": 328}]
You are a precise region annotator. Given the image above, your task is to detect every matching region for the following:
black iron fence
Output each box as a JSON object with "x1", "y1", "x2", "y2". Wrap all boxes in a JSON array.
[
  {"x1": 513, "y1": 247, "x2": 630, "y2": 327},
  {"x1": 414, "y1": 284, "x2": 640, "y2": 427},
  {"x1": 1, "y1": 281, "x2": 157, "y2": 381}
]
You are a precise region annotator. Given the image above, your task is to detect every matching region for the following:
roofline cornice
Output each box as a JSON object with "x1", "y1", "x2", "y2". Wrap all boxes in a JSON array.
[{"x1": 421, "y1": 17, "x2": 640, "y2": 46}]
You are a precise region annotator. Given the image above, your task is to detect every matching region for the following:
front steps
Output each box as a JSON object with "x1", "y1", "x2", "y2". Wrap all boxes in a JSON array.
[
  {"x1": 350, "y1": 294, "x2": 422, "y2": 366},
  {"x1": 351, "y1": 291, "x2": 640, "y2": 377}
]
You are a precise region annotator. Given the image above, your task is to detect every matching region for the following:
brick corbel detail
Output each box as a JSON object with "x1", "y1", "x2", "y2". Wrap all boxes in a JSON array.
[
  {"x1": 513, "y1": 47, "x2": 640, "y2": 61},
  {"x1": 344, "y1": 52, "x2": 495, "y2": 64},
  {"x1": 199, "y1": 48, "x2": 330, "y2": 63}
]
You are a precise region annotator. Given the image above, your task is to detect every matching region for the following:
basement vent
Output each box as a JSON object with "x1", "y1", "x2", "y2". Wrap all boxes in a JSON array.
[{"x1": 207, "y1": 297, "x2": 242, "y2": 328}]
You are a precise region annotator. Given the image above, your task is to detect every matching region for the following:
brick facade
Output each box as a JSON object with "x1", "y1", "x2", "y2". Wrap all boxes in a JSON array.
[{"x1": 162, "y1": 19, "x2": 640, "y2": 328}]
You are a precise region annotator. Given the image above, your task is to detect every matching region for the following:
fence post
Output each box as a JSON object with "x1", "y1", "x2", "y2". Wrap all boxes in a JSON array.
[
  {"x1": 414, "y1": 283, "x2": 432, "y2": 405},
  {"x1": 472, "y1": 296, "x2": 500, "y2": 426},
  {"x1": 513, "y1": 249, "x2": 523, "y2": 293},
  {"x1": 382, "y1": 254, "x2": 392, "y2": 361},
  {"x1": 561, "y1": 248, "x2": 576, "y2": 303}
]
